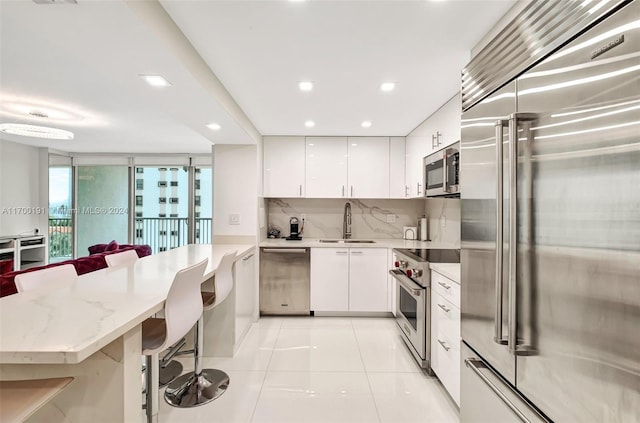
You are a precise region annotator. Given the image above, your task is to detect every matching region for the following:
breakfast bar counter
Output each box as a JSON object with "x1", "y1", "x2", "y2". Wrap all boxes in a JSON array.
[{"x1": 0, "y1": 243, "x2": 253, "y2": 422}]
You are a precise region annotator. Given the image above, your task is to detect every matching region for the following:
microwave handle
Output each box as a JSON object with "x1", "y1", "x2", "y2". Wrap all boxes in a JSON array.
[{"x1": 443, "y1": 149, "x2": 449, "y2": 193}]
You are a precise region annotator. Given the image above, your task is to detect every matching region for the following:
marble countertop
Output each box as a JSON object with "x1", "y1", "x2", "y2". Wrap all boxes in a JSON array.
[
  {"x1": 260, "y1": 238, "x2": 459, "y2": 250},
  {"x1": 430, "y1": 263, "x2": 460, "y2": 283},
  {"x1": 0, "y1": 244, "x2": 254, "y2": 364}
]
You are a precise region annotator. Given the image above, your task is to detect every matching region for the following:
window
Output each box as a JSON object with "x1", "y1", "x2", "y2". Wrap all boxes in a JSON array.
[
  {"x1": 136, "y1": 168, "x2": 144, "y2": 174},
  {"x1": 169, "y1": 197, "x2": 179, "y2": 204},
  {"x1": 195, "y1": 229, "x2": 200, "y2": 239},
  {"x1": 171, "y1": 230, "x2": 178, "y2": 236},
  {"x1": 136, "y1": 196, "x2": 143, "y2": 206},
  {"x1": 159, "y1": 197, "x2": 167, "y2": 204},
  {"x1": 170, "y1": 167, "x2": 179, "y2": 171},
  {"x1": 170, "y1": 181, "x2": 178, "y2": 187},
  {"x1": 195, "y1": 195, "x2": 201, "y2": 206},
  {"x1": 159, "y1": 247, "x2": 167, "y2": 252},
  {"x1": 195, "y1": 212, "x2": 200, "y2": 218},
  {"x1": 159, "y1": 230, "x2": 167, "y2": 236},
  {"x1": 158, "y1": 181, "x2": 167, "y2": 188},
  {"x1": 136, "y1": 212, "x2": 143, "y2": 217},
  {"x1": 159, "y1": 167, "x2": 167, "y2": 171},
  {"x1": 136, "y1": 179, "x2": 144, "y2": 190},
  {"x1": 169, "y1": 213, "x2": 178, "y2": 218},
  {"x1": 158, "y1": 213, "x2": 166, "y2": 218},
  {"x1": 195, "y1": 179, "x2": 201, "y2": 190},
  {"x1": 136, "y1": 229, "x2": 143, "y2": 238}
]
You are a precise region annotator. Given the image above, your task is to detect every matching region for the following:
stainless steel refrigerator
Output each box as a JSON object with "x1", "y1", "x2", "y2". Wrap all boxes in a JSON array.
[{"x1": 460, "y1": 0, "x2": 639, "y2": 421}]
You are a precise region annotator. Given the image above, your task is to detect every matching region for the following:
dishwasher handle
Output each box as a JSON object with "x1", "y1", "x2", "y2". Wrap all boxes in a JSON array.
[{"x1": 262, "y1": 248, "x2": 308, "y2": 254}]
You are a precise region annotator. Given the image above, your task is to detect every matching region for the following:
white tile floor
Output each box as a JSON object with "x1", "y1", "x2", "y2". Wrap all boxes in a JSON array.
[{"x1": 155, "y1": 317, "x2": 460, "y2": 423}]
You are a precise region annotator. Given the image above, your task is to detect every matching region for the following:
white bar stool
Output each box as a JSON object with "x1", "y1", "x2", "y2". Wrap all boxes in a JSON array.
[
  {"x1": 105, "y1": 249, "x2": 185, "y2": 387},
  {"x1": 15, "y1": 264, "x2": 78, "y2": 292},
  {"x1": 142, "y1": 258, "x2": 208, "y2": 423},
  {"x1": 165, "y1": 250, "x2": 237, "y2": 407}
]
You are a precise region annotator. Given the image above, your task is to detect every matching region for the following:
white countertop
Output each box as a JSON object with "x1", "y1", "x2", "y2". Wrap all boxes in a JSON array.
[
  {"x1": 430, "y1": 263, "x2": 460, "y2": 283},
  {"x1": 0, "y1": 244, "x2": 254, "y2": 364},
  {"x1": 260, "y1": 238, "x2": 459, "y2": 250}
]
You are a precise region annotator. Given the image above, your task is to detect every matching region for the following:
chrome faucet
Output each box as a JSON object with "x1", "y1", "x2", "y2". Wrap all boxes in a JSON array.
[{"x1": 343, "y1": 201, "x2": 352, "y2": 239}]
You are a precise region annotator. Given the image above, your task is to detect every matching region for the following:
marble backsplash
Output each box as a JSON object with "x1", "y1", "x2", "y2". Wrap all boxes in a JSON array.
[
  {"x1": 424, "y1": 198, "x2": 461, "y2": 247},
  {"x1": 267, "y1": 198, "x2": 426, "y2": 239}
]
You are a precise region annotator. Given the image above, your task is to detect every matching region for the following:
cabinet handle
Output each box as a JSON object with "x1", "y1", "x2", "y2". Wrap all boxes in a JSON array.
[
  {"x1": 437, "y1": 339, "x2": 451, "y2": 351},
  {"x1": 336, "y1": 251, "x2": 348, "y2": 255},
  {"x1": 438, "y1": 303, "x2": 450, "y2": 313},
  {"x1": 405, "y1": 185, "x2": 409, "y2": 197},
  {"x1": 351, "y1": 186, "x2": 353, "y2": 197},
  {"x1": 351, "y1": 251, "x2": 363, "y2": 255},
  {"x1": 342, "y1": 185, "x2": 345, "y2": 197},
  {"x1": 299, "y1": 185, "x2": 302, "y2": 197},
  {"x1": 432, "y1": 134, "x2": 437, "y2": 149},
  {"x1": 436, "y1": 131, "x2": 442, "y2": 146},
  {"x1": 242, "y1": 253, "x2": 255, "y2": 261},
  {"x1": 438, "y1": 281, "x2": 451, "y2": 290},
  {"x1": 417, "y1": 182, "x2": 422, "y2": 196}
]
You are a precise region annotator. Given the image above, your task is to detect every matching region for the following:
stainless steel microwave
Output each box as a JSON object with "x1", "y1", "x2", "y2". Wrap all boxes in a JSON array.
[{"x1": 424, "y1": 141, "x2": 460, "y2": 197}]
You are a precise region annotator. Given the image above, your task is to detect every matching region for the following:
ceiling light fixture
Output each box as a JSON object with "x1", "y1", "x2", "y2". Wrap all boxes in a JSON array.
[
  {"x1": 0, "y1": 123, "x2": 74, "y2": 140},
  {"x1": 140, "y1": 75, "x2": 172, "y2": 87},
  {"x1": 380, "y1": 82, "x2": 396, "y2": 92},
  {"x1": 299, "y1": 81, "x2": 314, "y2": 91},
  {"x1": 206, "y1": 123, "x2": 221, "y2": 131},
  {"x1": 361, "y1": 121, "x2": 372, "y2": 128},
  {"x1": 305, "y1": 120, "x2": 315, "y2": 128}
]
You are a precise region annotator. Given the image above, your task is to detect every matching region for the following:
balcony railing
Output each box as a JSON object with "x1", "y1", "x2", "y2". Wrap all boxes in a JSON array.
[
  {"x1": 134, "y1": 217, "x2": 212, "y2": 255},
  {"x1": 49, "y1": 218, "x2": 73, "y2": 262}
]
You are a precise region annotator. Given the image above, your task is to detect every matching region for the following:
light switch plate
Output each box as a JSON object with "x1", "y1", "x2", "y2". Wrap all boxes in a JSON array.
[
  {"x1": 386, "y1": 214, "x2": 397, "y2": 223},
  {"x1": 230, "y1": 213, "x2": 241, "y2": 225}
]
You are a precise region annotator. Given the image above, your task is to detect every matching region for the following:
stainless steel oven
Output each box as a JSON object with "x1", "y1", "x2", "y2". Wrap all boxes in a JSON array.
[
  {"x1": 390, "y1": 248, "x2": 461, "y2": 373},
  {"x1": 424, "y1": 141, "x2": 460, "y2": 197}
]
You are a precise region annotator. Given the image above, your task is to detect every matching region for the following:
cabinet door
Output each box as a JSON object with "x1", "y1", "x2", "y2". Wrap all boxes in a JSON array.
[
  {"x1": 263, "y1": 136, "x2": 305, "y2": 197},
  {"x1": 404, "y1": 134, "x2": 426, "y2": 198},
  {"x1": 305, "y1": 137, "x2": 348, "y2": 198},
  {"x1": 310, "y1": 248, "x2": 349, "y2": 311},
  {"x1": 235, "y1": 251, "x2": 256, "y2": 345},
  {"x1": 347, "y1": 137, "x2": 389, "y2": 198},
  {"x1": 348, "y1": 248, "x2": 387, "y2": 312},
  {"x1": 389, "y1": 137, "x2": 406, "y2": 199},
  {"x1": 433, "y1": 94, "x2": 461, "y2": 149}
]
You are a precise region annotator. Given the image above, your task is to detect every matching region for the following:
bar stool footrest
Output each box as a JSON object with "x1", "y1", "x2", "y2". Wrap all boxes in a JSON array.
[{"x1": 164, "y1": 369, "x2": 229, "y2": 407}]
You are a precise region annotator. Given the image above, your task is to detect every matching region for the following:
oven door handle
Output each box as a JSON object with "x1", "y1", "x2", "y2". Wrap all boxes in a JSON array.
[{"x1": 389, "y1": 269, "x2": 423, "y2": 296}]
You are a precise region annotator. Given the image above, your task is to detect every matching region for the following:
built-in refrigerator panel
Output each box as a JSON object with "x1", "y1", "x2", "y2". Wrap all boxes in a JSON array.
[
  {"x1": 460, "y1": 83, "x2": 517, "y2": 385},
  {"x1": 512, "y1": 1, "x2": 640, "y2": 421}
]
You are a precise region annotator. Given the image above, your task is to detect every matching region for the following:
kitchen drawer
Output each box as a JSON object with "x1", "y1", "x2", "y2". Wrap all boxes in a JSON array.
[
  {"x1": 433, "y1": 293, "x2": 460, "y2": 352},
  {"x1": 432, "y1": 329, "x2": 461, "y2": 406},
  {"x1": 431, "y1": 270, "x2": 460, "y2": 309}
]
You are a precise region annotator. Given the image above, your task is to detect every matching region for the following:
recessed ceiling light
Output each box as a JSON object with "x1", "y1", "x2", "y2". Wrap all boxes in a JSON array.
[
  {"x1": 361, "y1": 121, "x2": 372, "y2": 128},
  {"x1": 0, "y1": 123, "x2": 74, "y2": 140},
  {"x1": 380, "y1": 82, "x2": 396, "y2": 92},
  {"x1": 299, "y1": 81, "x2": 313, "y2": 91},
  {"x1": 305, "y1": 120, "x2": 315, "y2": 128},
  {"x1": 140, "y1": 75, "x2": 172, "y2": 87},
  {"x1": 206, "y1": 123, "x2": 221, "y2": 131}
]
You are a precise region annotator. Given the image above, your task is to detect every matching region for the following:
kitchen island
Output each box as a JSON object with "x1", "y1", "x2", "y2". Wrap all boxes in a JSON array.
[{"x1": 0, "y1": 243, "x2": 253, "y2": 422}]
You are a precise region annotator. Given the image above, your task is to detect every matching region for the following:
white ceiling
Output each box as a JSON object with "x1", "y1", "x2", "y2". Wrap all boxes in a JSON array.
[{"x1": 0, "y1": 0, "x2": 516, "y2": 153}]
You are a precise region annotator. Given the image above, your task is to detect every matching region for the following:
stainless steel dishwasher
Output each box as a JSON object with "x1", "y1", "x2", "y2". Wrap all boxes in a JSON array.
[{"x1": 259, "y1": 247, "x2": 310, "y2": 315}]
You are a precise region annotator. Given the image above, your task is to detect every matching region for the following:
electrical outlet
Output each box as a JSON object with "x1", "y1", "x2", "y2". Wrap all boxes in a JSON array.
[
  {"x1": 229, "y1": 214, "x2": 241, "y2": 225},
  {"x1": 386, "y1": 214, "x2": 397, "y2": 223}
]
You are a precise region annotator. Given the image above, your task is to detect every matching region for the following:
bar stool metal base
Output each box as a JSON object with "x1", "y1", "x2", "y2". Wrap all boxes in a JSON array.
[
  {"x1": 164, "y1": 369, "x2": 229, "y2": 407},
  {"x1": 159, "y1": 360, "x2": 183, "y2": 388}
]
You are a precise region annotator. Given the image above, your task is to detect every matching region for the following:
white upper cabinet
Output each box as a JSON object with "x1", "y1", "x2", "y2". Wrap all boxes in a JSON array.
[
  {"x1": 389, "y1": 137, "x2": 406, "y2": 199},
  {"x1": 263, "y1": 136, "x2": 305, "y2": 198},
  {"x1": 347, "y1": 137, "x2": 389, "y2": 199},
  {"x1": 305, "y1": 137, "x2": 348, "y2": 198},
  {"x1": 404, "y1": 93, "x2": 461, "y2": 198}
]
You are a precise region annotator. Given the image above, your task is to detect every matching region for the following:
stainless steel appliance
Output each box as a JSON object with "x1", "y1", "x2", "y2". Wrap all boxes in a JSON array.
[
  {"x1": 424, "y1": 141, "x2": 460, "y2": 197},
  {"x1": 460, "y1": 1, "x2": 639, "y2": 421},
  {"x1": 390, "y1": 248, "x2": 460, "y2": 372},
  {"x1": 259, "y1": 247, "x2": 310, "y2": 315}
]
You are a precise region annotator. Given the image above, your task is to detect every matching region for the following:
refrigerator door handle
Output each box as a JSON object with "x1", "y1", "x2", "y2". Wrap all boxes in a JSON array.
[
  {"x1": 495, "y1": 119, "x2": 508, "y2": 345},
  {"x1": 465, "y1": 357, "x2": 549, "y2": 423},
  {"x1": 507, "y1": 113, "x2": 537, "y2": 355}
]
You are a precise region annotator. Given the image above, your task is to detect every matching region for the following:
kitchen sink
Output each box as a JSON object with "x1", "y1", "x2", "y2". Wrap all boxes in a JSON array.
[{"x1": 318, "y1": 239, "x2": 376, "y2": 244}]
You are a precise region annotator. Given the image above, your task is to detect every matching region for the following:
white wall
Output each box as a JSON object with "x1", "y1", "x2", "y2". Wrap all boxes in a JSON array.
[
  {"x1": 213, "y1": 144, "x2": 257, "y2": 239},
  {"x1": 0, "y1": 140, "x2": 48, "y2": 236}
]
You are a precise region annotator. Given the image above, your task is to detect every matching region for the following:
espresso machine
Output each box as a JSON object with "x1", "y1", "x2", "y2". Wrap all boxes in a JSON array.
[{"x1": 285, "y1": 217, "x2": 303, "y2": 240}]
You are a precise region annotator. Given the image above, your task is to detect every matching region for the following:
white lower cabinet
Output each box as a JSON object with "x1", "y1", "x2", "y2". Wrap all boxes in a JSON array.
[
  {"x1": 430, "y1": 270, "x2": 460, "y2": 406},
  {"x1": 235, "y1": 250, "x2": 257, "y2": 346},
  {"x1": 311, "y1": 247, "x2": 387, "y2": 313}
]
